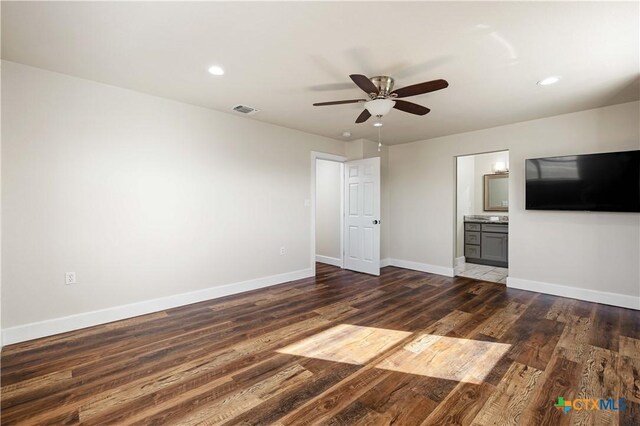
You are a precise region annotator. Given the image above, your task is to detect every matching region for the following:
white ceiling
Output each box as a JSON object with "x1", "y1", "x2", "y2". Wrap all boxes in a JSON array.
[{"x1": 2, "y1": 1, "x2": 638, "y2": 145}]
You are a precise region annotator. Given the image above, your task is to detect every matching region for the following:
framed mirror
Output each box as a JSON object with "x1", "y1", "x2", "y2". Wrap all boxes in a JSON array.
[{"x1": 484, "y1": 174, "x2": 509, "y2": 211}]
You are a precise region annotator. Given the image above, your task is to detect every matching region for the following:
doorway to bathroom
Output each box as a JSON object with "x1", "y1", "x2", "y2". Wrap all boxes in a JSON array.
[{"x1": 455, "y1": 150, "x2": 509, "y2": 284}]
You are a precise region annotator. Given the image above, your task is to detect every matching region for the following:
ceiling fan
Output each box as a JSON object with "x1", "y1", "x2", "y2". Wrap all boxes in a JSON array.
[{"x1": 313, "y1": 74, "x2": 448, "y2": 124}]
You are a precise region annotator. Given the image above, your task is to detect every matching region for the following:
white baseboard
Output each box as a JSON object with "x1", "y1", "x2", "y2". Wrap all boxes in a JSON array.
[
  {"x1": 507, "y1": 277, "x2": 640, "y2": 310},
  {"x1": 2, "y1": 268, "x2": 314, "y2": 346},
  {"x1": 315, "y1": 255, "x2": 343, "y2": 268},
  {"x1": 387, "y1": 258, "x2": 454, "y2": 277},
  {"x1": 380, "y1": 258, "x2": 390, "y2": 268}
]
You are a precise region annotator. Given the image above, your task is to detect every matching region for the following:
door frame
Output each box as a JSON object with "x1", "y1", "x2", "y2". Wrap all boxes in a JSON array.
[
  {"x1": 453, "y1": 149, "x2": 510, "y2": 276},
  {"x1": 310, "y1": 151, "x2": 347, "y2": 276}
]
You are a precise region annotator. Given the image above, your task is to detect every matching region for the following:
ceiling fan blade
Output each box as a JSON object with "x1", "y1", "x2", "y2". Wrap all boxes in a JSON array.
[
  {"x1": 313, "y1": 99, "x2": 366, "y2": 106},
  {"x1": 350, "y1": 74, "x2": 379, "y2": 95},
  {"x1": 355, "y1": 109, "x2": 371, "y2": 123},
  {"x1": 391, "y1": 79, "x2": 448, "y2": 98},
  {"x1": 393, "y1": 100, "x2": 431, "y2": 115}
]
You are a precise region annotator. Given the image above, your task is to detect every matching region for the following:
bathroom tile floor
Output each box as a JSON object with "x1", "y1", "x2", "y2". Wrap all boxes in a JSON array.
[{"x1": 455, "y1": 262, "x2": 508, "y2": 284}]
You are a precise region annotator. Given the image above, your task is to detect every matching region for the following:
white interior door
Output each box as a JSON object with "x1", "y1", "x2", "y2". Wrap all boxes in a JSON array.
[{"x1": 344, "y1": 157, "x2": 381, "y2": 275}]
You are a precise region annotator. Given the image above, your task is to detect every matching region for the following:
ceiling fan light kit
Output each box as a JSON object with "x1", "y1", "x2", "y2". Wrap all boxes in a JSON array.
[
  {"x1": 365, "y1": 98, "x2": 396, "y2": 117},
  {"x1": 313, "y1": 74, "x2": 448, "y2": 124}
]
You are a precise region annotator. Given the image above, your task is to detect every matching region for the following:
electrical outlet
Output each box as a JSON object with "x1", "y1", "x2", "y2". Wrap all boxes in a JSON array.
[
  {"x1": 280, "y1": 247, "x2": 286, "y2": 255},
  {"x1": 65, "y1": 272, "x2": 77, "y2": 285},
  {"x1": 304, "y1": 199, "x2": 311, "y2": 207}
]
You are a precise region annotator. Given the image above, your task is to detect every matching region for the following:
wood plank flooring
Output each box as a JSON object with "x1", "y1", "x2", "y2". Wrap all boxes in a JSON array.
[{"x1": 1, "y1": 263, "x2": 639, "y2": 425}]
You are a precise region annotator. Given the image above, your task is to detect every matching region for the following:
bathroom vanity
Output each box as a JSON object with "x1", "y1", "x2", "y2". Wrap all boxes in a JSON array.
[{"x1": 464, "y1": 216, "x2": 508, "y2": 267}]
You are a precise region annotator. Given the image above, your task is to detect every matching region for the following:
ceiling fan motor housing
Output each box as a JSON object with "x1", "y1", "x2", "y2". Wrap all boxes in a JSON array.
[{"x1": 370, "y1": 76, "x2": 395, "y2": 98}]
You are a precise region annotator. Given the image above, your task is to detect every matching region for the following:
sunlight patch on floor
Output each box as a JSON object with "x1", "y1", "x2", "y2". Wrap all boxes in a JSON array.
[
  {"x1": 376, "y1": 334, "x2": 511, "y2": 384},
  {"x1": 277, "y1": 324, "x2": 510, "y2": 384},
  {"x1": 276, "y1": 324, "x2": 411, "y2": 365}
]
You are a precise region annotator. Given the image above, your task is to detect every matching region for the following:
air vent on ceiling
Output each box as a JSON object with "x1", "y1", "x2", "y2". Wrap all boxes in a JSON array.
[{"x1": 232, "y1": 105, "x2": 260, "y2": 115}]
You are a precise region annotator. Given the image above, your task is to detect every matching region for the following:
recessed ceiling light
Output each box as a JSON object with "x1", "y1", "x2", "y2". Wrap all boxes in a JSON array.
[
  {"x1": 373, "y1": 121, "x2": 383, "y2": 128},
  {"x1": 537, "y1": 76, "x2": 561, "y2": 86},
  {"x1": 208, "y1": 65, "x2": 225, "y2": 76}
]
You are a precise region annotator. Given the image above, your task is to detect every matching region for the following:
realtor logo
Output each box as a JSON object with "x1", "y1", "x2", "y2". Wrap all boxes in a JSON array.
[
  {"x1": 554, "y1": 397, "x2": 572, "y2": 414},
  {"x1": 554, "y1": 397, "x2": 626, "y2": 414}
]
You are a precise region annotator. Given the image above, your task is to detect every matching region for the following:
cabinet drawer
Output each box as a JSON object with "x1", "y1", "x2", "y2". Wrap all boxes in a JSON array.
[
  {"x1": 465, "y1": 245, "x2": 481, "y2": 259},
  {"x1": 482, "y1": 224, "x2": 508, "y2": 233},
  {"x1": 465, "y1": 231, "x2": 481, "y2": 245},
  {"x1": 465, "y1": 222, "x2": 481, "y2": 231}
]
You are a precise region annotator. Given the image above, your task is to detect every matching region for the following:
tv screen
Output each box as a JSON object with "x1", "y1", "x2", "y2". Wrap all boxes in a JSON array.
[{"x1": 525, "y1": 150, "x2": 640, "y2": 212}]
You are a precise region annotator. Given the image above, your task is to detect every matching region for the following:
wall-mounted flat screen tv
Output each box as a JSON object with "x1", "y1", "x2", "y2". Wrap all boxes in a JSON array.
[{"x1": 525, "y1": 150, "x2": 640, "y2": 212}]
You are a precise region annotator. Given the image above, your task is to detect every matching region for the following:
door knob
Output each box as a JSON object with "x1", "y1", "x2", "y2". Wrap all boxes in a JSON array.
[{"x1": 373, "y1": 220, "x2": 380, "y2": 224}]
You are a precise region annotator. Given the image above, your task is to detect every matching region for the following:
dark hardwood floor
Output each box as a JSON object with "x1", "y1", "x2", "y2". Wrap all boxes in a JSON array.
[{"x1": 1, "y1": 263, "x2": 639, "y2": 425}]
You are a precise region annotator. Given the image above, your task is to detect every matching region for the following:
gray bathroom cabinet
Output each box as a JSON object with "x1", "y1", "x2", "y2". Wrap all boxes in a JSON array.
[{"x1": 464, "y1": 221, "x2": 508, "y2": 267}]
